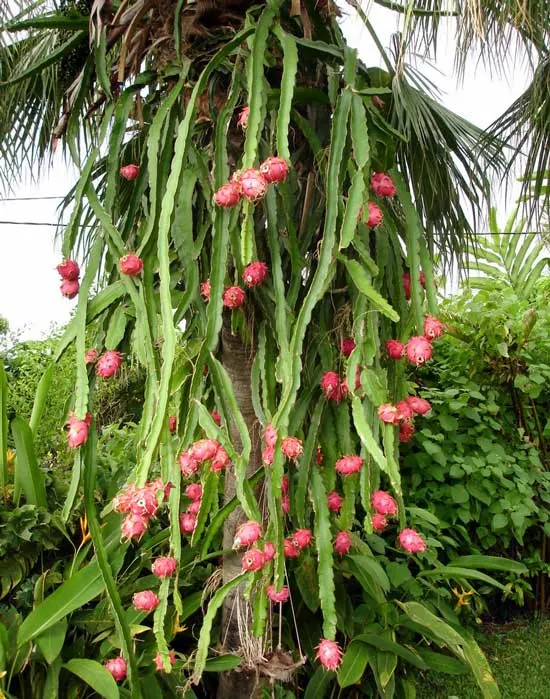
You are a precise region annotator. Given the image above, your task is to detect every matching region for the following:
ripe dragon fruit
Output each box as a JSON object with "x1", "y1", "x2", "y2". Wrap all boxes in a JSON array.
[
  {"x1": 189, "y1": 439, "x2": 219, "y2": 462},
  {"x1": 320, "y1": 371, "x2": 341, "y2": 400},
  {"x1": 56, "y1": 259, "x2": 80, "y2": 280},
  {"x1": 67, "y1": 415, "x2": 89, "y2": 448},
  {"x1": 281, "y1": 436, "x2": 303, "y2": 461},
  {"x1": 260, "y1": 156, "x2": 289, "y2": 184},
  {"x1": 365, "y1": 201, "x2": 383, "y2": 228},
  {"x1": 327, "y1": 491, "x2": 343, "y2": 512},
  {"x1": 267, "y1": 585, "x2": 290, "y2": 603},
  {"x1": 237, "y1": 106, "x2": 250, "y2": 129},
  {"x1": 406, "y1": 396, "x2": 432, "y2": 415},
  {"x1": 168, "y1": 416, "x2": 177, "y2": 433},
  {"x1": 152, "y1": 556, "x2": 177, "y2": 578},
  {"x1": 335, "y1": 455, "x2": 363, "y2": 476},
  {"x1": 406, "y1": 336, "x2": 433, "y2": 366},
  {"x1": 283, "y1": 538, "x2": 300, "y2": 559},
  {"x1": 120, "y1": 164, "x2": 140, "y2": 180},
  {"x1": 60, "y1": 279, "x2": 79, "y2": 299},
  {"x1": 281, "y1": 494, "x2": 291, "y2": 514},
  {"x1": 185, "y1": 483, "x2": 203, "y2": 501},
  {"x1": 214, "y1": 181, "x2": 241, "y2": 208},
  {"x1": 243, "y1": 261, "x2": 268, "y2": 288},
  {"x1": 179, "y1": 512, "x2": 196, "y2": 534},
  {"x1": 398, "y1": 528, "x2": 427, "y2": 554},
  {"x1": 371, "y1": 172, "x2": 396, "y2": 197},
  {"x1": 340, "y1": 337, "x2": 356, "y2": 357},
  {"x1": 241, "y1": 548, "x2": 266, "y2": 572},
  {"x1": 372, "y1": 513, "x2": 388, "y2": 532},
  {"x1": 238, "y1": 169, "x2": 268, "y2": 201},
  {"x1": 291, "y1": 528, "x2": 313, "y2": 550},
  {"x1": 396, "y1": 400, "x2": 414, "y2": 421},
  {"x1": 386, "y1": 339, "x2": 405, "y2": 360},
  {"x1": 132, "y1": 590, "x2": 160, "y2": 612},
  {"x1": 105, "y1": 656, "x2": 127, "y2": 682},
  {"x1": 334, "y1": 530, "x2": 352, "y2": 556},
  {"x1": 154, "y1": 650, "x2": 176, "y2": 672},
  {"x1": 399, "y1": 420, "x2": 416, "y2": 442},
  {"x1": 121, "y1": 513, "x2": 148, "y2": 540},
  {"x1": 179, "y1": 451, "x2": 199, "y2": 477},
  {"x1": 85, "y1": 348, "x2": 98, "y2": 364},
  {"x1": 233, "y1": 520, "x2": 262, "y2": 548},
  {"x1": 424, "y1": 315, "x2": 444, "y2": 340},
  {"x1": 377, "y1": 403, "x2": 400, "y2": 425},
  {"x1": 200, "y1": 280, "x2": 211, "y2": 301},
  {"x1": 263, "y1": 541, "x2": 276, "y2": 561},
  {"x1": 371, "y1": 490, "x2": 398, "y2": 516},
  {"x1": 316, "y1": 639, "x2": 343, "y2": 671},
  {"x1": 222, "y1": 286, "x2": 246, "y2": 309},
  {"x1": 96, "y1": 350, "x2": 122, "y2": 379},
  {"x1": 119, "y1": 253, "x2": 143, "y2": 276}
]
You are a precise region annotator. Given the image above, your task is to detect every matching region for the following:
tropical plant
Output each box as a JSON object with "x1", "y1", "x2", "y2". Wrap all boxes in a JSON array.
[{"x1": 1, "y1": 2, "x2": 547, "y2": 699}]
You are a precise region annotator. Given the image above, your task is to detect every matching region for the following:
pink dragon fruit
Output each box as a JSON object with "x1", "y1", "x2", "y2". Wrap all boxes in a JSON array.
[
  {"x1": 386, "y1": 339, "x2": 405, "y2": 360},
  {"x1": 238, "y1": 169, "x2": 268, "y2": 201},
  {"x1": 327, "y1": 491, "x2": 343, "y2": 512},
  {"x1": 291, "y1": 528, "x2": 313, "y2": 550},
  {"x1": 281, "y1": 436, "x2": 303, "y2": 461},
  {"x1": 119, "y1": 253, "x2": 143, "y2": 276},
  {"x1": 340, "y1": 337, "x2": 356, "y2": 357},
  {"x1": 243, "y1": 261, "x2": 268, "y2": 287},
  {"x1": 320, "y1": 371, "x2": 341, "y2": 400},
  {"x1": 60, "y1": 279, "x2": 79, "y2": 299},
  {"x1": 132, "y1": 590, "x2": 160, "y2": 612},
  {"x1": 95, "y1": 350, "x2": 122, "y2": 379},
  {"x1": 85, "y1": 348, "x2": 98, "y2": 364},
  {"x1": 281, "y1": 494, "x2": 291, "y2": 514},
  {"x1": 67, "y1": 415, "x2": 89, "y2": 448},
  {"x1": 154, "y1": 650, "x2": 176, "y2": 672},
  {"x1": 424, "y1": 315, "x2": 444, "y2": 340},
  {"x1": 241, "y1": 548, "x2": 266, "y2": 572},
  {"x1": 371, "y1": 172, "x2": 396, "y2": 197},
  {"x1": 264, "y1": 423, "x2": 278, "y2": 447},
  {"x1": 210, "y1": 446, "x2": 230, "y2": 471},
  {"x1": 185, "y1": 483, "x2": 203, "y2": 501},
  {"x1": 377, "y1": 403, "x2": 400, "y2": 425},
  {"x1": 263, "y1": 541, "x2": 276, "y2": 561},
  {"x1": 186, "y1": 500, "x2": 201, "y2": 515},
  {"x1": 316, "y1": 639, "x2": 343, "y2": 671},
  {"x1": 335, "y1": 455, "x2": 363, "y2": 476},
  {"x1": 371, "y1": 490, "x2": 398, "y2": 516},
  {"x1": 152, "y1": 556, "x2": 177, "y2": 578},
  {"x1": 372, "y1": 513, "x2": 388, "y2": 532},
  {"x1": 56, "y1": 259, "x2": 80, "y2": 280},
  {"x1": 212, "y1": 410, "x2": 221, "y2": 426},
  {"x1": 233, "y1": 520, "x2": 262, "y2": 548},
  {"x1": 179, "y1": 451, "x2": 199, "y2": 477},
  {"x1": 262, "y1": 445, "x2": 275, "y2": 465},
  {"x1": 105, "y1": 656, "x2": 127, "y2": 682},
  {"x1": 214, "y1": 181, "x2": 241, "y2": 207},
  {"x1": 120, "y1": 164, "x2": 140, "y2": 180},
  {"x1": 406, "y1": 396, "x2": 431, "y2": 415},
  {"x1": 399, "y1": 420, "x2": 415, "y2": 443},
  {"x1": 168, "y1": 416, "x2": 177, "y2": 433},
  {"x1": 189, "y1": 439, "x2": 219, "y2": 462},
  {"x1": 267, "y1": 585, "x2": 290, "y2": 603},
  {"x1": 334, "y1": 531, "x2": 352, "y2": 556},
  {"x1": 237, "y1": 106, "x2": 250, "y2": 129},
  {"x1": 223, "y1": 286, "x2": 246, "y2": 309},
  {"x1": 365, "y1": 201, "x2": 383, "y2": 228},
  {"x1": 398, "y1": 528, "x2": 427, "y2": 554},
  {"x1": 179, "y1": 512, "x2": 196, "y2": 534},
  {"x1": 200, "y1": 280, "x2": 211, "y2": 301},
  {"x1": 406, "y1": 336, "x2": 433, "y2": 366},
  {"x1": 396, "y1": 400, "x2": 414, "y2": 421},
  {"x1": 121, "y1": 513, "x2": 148, "y2": 540},
  {"x1": 283, "y1": 538, "x2": 300, "y2": 559},
  {"x1": 260, "y1": 156, "x2": 289, "y2": 184}
]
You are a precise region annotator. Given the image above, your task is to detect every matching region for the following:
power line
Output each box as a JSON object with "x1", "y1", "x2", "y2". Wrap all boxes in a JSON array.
[{"x1": 0, "y1": 196, "x2": 64, "y2": 201}]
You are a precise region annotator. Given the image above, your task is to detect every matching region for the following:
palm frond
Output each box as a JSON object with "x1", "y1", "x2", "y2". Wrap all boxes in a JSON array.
[{"x1": 483, "y1": 55, "x2": 550, "y2": 223}]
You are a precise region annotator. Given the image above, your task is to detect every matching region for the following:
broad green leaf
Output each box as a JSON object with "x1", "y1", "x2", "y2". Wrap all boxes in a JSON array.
[
  {"x1": 204, "y1": 655, "x2": 242, "y2": 672},
  {"x1": 338, "y1": 641, "x2": 370, "y2": 688},
  {"x1": 64, "y1": 659, "x2": 120, "y2": 699},
  {"x1": 348, "y1": 555, "x2": 390, "y2": 592},
  {"x1": 12, "y1": 416, "x2": 47, "y2": 507},
  {"x1": 36, "y1": 619, "x2": 67, "y2": 664},
  {"x1": 420, "y1": 566, "x2": 506, "y2": 590},
  {"x1": 450, "y1": 555, "x2": 527, "y2": 575},
  {"x1": 416, "y1": 649, "x2": 469, "y2": 675},
  {"x1": 304, "y1": 667, "x2": 334, "y2": 699},
  {"x1": 353, "y1": 635, "x2": 426, "y2": 669},
  {"x1": 29, "y1": 364, "x2": 54, "y2": 435}
]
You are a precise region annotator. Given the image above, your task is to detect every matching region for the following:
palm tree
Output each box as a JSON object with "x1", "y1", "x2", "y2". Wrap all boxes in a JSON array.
[{"x1": 1, "y1": 2, "x2": 548, "y2": 698}]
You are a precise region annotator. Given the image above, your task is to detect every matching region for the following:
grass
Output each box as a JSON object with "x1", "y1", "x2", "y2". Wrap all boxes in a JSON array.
[{"x1": 416, "y1": 618, "x2": 550, "y2": 698}]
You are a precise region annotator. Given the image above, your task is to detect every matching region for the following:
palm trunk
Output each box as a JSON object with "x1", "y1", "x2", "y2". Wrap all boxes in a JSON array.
[{"x1": 217, "y1": 322, "x2": 264, "y2": 699}]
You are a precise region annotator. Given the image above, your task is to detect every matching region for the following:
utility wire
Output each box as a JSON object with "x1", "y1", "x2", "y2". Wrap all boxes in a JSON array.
[{"x1": 0, "y1": 196, "x2": 64, "y2": 201}]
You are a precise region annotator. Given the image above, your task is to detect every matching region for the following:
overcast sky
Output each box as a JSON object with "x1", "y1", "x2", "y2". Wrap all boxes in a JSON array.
[{"x1": 0, "y1": 4, "x2": 531, "y2": 341}]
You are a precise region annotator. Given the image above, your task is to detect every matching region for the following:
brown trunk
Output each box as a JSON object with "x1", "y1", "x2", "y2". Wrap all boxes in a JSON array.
[{"x1": 217, "y1": 323, "x2": 264, "y2": 699}]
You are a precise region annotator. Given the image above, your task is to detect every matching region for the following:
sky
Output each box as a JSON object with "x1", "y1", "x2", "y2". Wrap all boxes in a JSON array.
[{"x1": 0, "y1": 3, "x2": 532, "y2": 341}]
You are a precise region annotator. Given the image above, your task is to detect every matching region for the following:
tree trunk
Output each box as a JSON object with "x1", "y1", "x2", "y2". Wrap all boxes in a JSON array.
[{"x1": 217, "y1": 322, "x2": 264, "y2": 699}]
